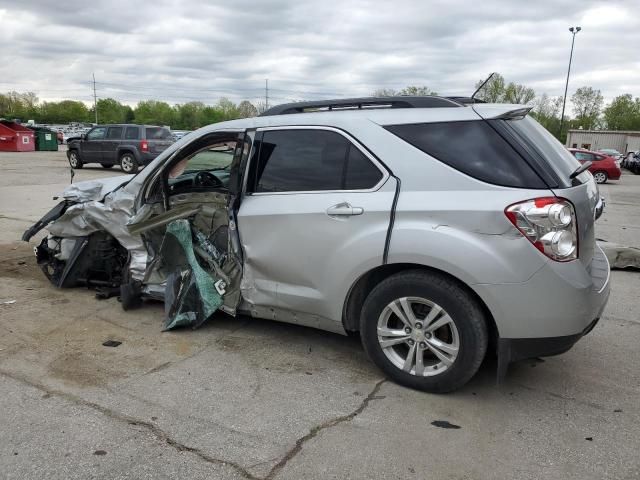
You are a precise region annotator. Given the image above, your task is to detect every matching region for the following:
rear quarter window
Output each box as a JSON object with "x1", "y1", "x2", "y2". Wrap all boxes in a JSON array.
[
  {"x1": 146, "y1": 127, "x2": 171, "y2": 140},
  {"x1": 385, "y1": 121, "x2": 546, "y2": 188}
]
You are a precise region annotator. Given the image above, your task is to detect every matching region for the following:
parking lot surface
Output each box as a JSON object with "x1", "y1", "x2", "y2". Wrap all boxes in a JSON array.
[{"x1": 1, "y1": 150, "x2": 639, "y2": 479}]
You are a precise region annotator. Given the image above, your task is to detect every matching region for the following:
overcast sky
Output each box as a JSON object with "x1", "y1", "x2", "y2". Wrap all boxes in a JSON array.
[{"x1": 0, "y1": 0, "x2": 638, "y2": 110}]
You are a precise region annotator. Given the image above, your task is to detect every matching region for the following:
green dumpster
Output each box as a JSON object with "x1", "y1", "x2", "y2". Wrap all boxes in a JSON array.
[{"x1": 29, "y1": 127, "x2": 59, "y2": 151}]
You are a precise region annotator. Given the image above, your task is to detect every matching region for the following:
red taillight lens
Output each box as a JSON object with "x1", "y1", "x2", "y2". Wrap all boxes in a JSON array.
[
  {"x1": 140, "y1": 140, "x2": 149, "y2": 152},
  {"x1": 505, "y1": 197, "x2": 578, "y2": 262}
]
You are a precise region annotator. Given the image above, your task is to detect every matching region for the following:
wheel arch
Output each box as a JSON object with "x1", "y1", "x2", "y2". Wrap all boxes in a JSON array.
[
  {"x1": 342, "y1": 262, "x2": 499, "y2": 346},
  {"x1": 117, "y1": 147, "x2": 138, "y2": 160}
]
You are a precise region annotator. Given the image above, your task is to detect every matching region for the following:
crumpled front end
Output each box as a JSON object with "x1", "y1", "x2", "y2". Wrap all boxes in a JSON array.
[
  {"x1": 23, "y1": 173, "x2": 242, "y2": 331},
  {"x1": 23, "y1": 176, "x2": 147, "y2": 290}
]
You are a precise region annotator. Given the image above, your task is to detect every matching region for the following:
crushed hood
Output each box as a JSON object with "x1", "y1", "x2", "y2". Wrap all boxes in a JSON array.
[{"x1": 61, "y1": 175, "x2": 134, "y2": 203}]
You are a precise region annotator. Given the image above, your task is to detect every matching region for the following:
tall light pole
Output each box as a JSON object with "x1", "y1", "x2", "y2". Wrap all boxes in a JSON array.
[{"x1": 559, "y1": 26, "x2": 581, "y2": 141}]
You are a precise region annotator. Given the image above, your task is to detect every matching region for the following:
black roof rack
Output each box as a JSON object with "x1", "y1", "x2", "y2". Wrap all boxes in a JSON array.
[{"x1": 259, "y1": 96, "x2": 465, "y2": 116}]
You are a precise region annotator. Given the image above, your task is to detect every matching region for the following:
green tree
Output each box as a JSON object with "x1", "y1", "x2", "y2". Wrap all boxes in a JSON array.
[
  {"x1": 504, "y1": 83, "x2": 535, "y2": 104},
  {"x1": 237, "y1": 100, "x2": 258, "y2": 118},
  {"x1": 474, "y1": 74, "x2": 506, "y2": 102},
  {"x1": 216, "y1": 98, "x2": 240, "y2": 120},
  {"x1": 474, "y1": 73, "x2": 535, "y2": 104},
  {"x1": 372, "y1": 86, "x2": 437, "y2": 96},
  {"x1": 0, "y1": 91, "x2": 39, "y2": 120},
  {"x1": 92, "y1": 98, "x2": 128, "y2": 124},
  {"x1": 133, "y1": 100, "x2": 175, "y2": 126},
  {"x1": 571, "y1": 87, "x2": 603, "y2": 129},
  {"x1": 531, "y1": 93, "x2": 564, "y2": 140},
  {"x1": 603, "y1": 94, "x2": 640, "y2": 130},
  {"x1": 124, "y1": 106, "x2": 135, "y2": 123},
  {"x1": 39, "y1": 100, "x2": 90, "y2": 123},
  {"x1": 176, "y1": 101, "x2": 206, "y2": 130}
]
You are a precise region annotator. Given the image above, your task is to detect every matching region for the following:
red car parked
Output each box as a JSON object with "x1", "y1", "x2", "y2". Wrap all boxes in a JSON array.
[{"x1": 568, "y1": 148, "x2": 621, "y2": 184}]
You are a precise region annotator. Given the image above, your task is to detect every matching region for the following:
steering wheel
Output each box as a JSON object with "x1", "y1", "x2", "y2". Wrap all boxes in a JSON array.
[{"x1": 194, "y1": 171, "x2": 223, "y2": 188}]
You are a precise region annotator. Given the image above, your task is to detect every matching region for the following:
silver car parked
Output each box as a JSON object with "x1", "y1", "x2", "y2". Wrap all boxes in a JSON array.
[{"x1": 23, "y1": 96, "x2": 610, "y2": 392}]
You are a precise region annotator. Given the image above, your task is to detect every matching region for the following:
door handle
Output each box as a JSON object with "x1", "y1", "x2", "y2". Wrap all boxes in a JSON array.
[{"x1": 326, "y1": 202, "x2": 364, "y2": 217}]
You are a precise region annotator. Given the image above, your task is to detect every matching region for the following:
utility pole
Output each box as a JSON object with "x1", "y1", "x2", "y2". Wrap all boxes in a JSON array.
[
  {"x1": 92, "y1": 73, "x2": 98, "y2": 124},
  {"x1": 265, "y1": 78, "x2": 269, "y2": 110},
  {"x1": 559, "y1": 26, "x2": 581, "y2": 142}
]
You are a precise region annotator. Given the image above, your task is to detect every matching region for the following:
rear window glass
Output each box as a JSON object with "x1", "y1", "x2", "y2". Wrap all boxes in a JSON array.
[
  {"x1": 385, "y1": 121, "x2": 546, "y2": 188},
  {"x1": 506, "y1": 116, "x2": 581, "y2": 182},
  {"x1": 146, "y1": 127, "x2": 171, "y2": 140}
]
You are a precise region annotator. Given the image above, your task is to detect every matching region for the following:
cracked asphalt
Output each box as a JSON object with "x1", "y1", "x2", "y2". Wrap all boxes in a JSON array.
[{"x1": 1, "y1": 150, "x2": 639, "y2": 479}]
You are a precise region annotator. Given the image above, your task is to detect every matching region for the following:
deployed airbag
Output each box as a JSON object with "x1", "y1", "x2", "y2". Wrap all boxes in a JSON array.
[{"x1": 161, "y1": 219, "x2": 224, "y2": 330}]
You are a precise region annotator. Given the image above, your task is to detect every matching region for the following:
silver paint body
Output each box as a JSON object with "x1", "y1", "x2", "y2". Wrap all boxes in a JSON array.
[{"x1": 49, "y1": 104, "x2": 610, "y2": 340}]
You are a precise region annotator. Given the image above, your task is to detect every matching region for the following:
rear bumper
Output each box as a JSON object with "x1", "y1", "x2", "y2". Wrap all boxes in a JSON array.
[
  {"x1": 609, "y1": 169, "x2": 622, "y2": 180},
  {"x1": 473, "y1": 243, "x2": 611, "y2": 340},
  {"x1": 496, "y1": 316, "x2": 602, "y2": 378}
]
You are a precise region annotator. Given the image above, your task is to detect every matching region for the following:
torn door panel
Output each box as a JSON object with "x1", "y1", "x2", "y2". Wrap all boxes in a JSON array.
[{"x1": 160, "y1": 219, "x2": 224, "y2": 329}]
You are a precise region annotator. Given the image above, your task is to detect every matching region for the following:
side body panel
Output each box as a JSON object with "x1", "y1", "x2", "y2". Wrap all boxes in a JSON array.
[{"x1": 238, "y1": 181, "x2": 397, "y2": 332}]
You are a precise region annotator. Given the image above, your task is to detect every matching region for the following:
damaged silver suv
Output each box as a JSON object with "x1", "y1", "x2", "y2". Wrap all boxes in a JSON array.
[{"x1": 23, "y1": 97, "x2": 610, "y2": 393}]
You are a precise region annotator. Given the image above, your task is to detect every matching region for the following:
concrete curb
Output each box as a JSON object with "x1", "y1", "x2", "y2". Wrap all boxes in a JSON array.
[{"x1": 598, "y1": 240, "x2": 640, "y2": 270}]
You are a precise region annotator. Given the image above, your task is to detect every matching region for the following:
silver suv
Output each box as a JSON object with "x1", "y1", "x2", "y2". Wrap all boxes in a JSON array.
[{"x1": 24, "y1": 96, "x2": 610, "y2": 392}]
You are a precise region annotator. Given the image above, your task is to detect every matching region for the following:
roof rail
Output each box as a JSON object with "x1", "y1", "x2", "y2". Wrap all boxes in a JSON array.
[
  {"x1": 445, "y1": 96, "x2": 486, "y2": 105},
  {"x1": 259, "y1": 96, "x2": 464, "y2": 116}
]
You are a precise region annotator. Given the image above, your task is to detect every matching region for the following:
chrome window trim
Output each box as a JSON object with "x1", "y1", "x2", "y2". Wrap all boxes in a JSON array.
[{"x1": 246, "y1": 125, "x2": 390, "y2": 196}]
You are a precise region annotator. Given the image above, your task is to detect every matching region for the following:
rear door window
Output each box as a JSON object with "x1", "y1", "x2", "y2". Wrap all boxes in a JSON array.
[
  {"x1": 251, "y1": 129, "x2": 383, "y2": 193},
  {"x1": 385, "y1": 121, "x2": 546, "y2": 188},
  {"x1": 106, "y1": 126, "x2": 123, "y2": 139},
  {"x1": 125, "y1": 126, "x2": 139, "y2": 140}
]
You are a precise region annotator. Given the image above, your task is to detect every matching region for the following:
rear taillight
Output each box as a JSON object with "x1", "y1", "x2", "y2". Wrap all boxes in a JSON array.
[
  {"x1": 505, "y1": 197, "x2": 578, "y2": 262},
  {"x1": 140, "y1": 140, "x2": 149, "y2": 152}
]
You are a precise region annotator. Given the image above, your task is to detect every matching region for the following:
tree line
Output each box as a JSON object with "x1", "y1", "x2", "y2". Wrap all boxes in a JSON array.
[
  {"x1": 2, "y1": 73, "x2": 639, "y2": 138},
  {"x1": 375, "y1": 74, "x2": 640, "y2": 140},
  {"x1": 0, "y1": 92, "x2": 262, "y2": 130}
]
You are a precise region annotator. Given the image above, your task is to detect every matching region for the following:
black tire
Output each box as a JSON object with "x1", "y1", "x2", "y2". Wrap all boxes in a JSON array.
[
  {"x1": 68, "y1": 150, "x2": 83, "y2": 169},
  {"x1": 101, "y1": 163, "x2": 114, "y2": 169},
  {"x1": 119, "y1": 153, "x2": 139, "y2": 174},
  {"x1": 360, "y1": 270, "x2": 488, "y2": 393},
  {"x1": 593, "y1": 171, "x2": 608, "y2": 184},
  {"x1": 119, "y1": 282, "x2": 142, "y2": 311}
]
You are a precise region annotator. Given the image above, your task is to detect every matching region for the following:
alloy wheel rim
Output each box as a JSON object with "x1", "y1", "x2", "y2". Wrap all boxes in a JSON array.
[
  {"x1": 377, "y1": 297, "x2": 459, "y2": 377},
  {"x1": 69, "y1": 153, "x2": 78, "y2": 167},
  {"x1": 121, "y1": 156, "x2": 133, "y2": 171},
  {"x1": 594, "y1": 172, "x2": 606, "y2": 183}
]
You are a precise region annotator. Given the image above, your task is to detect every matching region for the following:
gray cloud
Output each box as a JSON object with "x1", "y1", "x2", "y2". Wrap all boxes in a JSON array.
[{"x1": 0, "y1": 0, "x2": 638, "y2": 109}]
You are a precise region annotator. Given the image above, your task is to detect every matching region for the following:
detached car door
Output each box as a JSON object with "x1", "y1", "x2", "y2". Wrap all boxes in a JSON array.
[
  {"x1": 237, "y1": 126, "x2": 396, "y2": 331},
  {"x1": 83, "y1": 126, "x2": 107, "y2": 162}
]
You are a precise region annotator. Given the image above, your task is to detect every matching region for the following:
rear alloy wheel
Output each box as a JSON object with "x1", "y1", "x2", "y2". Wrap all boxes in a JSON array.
[
  {"x1": 593, "y1": 171, "x2": 608, "y2": 184},
  {"x1": 360, "y1": 271, "x2": 488, "y2": 393},
  {"x1": 68, "y1": 150, "x2": 83, "y2": 169},
  {"x1": 100, "y1": 163, "x2": 114, "y2": 169},
  {"x1": 120, "y1": 153, "x2": 139, "y2": 174}
]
